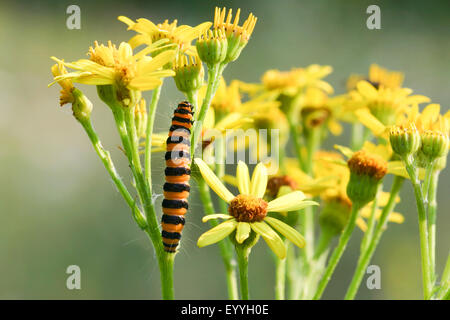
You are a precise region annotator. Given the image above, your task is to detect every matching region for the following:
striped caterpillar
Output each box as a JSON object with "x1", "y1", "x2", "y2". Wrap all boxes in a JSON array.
[{"x1": 161, "y1": 101, "x2": 193, "y2": 253}]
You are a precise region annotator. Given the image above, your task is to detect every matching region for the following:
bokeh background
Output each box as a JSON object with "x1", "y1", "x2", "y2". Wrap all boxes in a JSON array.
[{"x1": 0, "y1": 0, "x2": 448, "y2": 299}]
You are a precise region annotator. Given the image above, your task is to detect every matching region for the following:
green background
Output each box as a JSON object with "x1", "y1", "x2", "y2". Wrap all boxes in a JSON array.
[{"x1": 0, "y1": 0, "x2": 448, "y2": 299}]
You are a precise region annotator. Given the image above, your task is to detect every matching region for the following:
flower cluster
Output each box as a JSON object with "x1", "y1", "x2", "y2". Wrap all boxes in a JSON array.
[{"x1": 49, "y1": 7, "x2": 449, "y2": 301}]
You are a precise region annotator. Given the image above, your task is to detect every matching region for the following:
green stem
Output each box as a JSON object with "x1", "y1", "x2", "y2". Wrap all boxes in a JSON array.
[
  {"x1": 314, "y1": 228, "x2": 334, "y2": 260},
  {"x1": 360, "y1": 184, "x2": 382, "y2": 253},
  {"x1": 275, "y1": 246, "x2": 287, "y2": 300},
  {"x1": 344, "y1": 176, "x2": 404, "y2": 300},
  {"x1": 80, "y1": 119, "x2": 146, "y2": 228},
  {"x1": 191, "y1": 63, "x2": 226, "y2": 157},
  {"x1": 236, "y1": 245, "x2": 250, "y2": 300},
  {"x1": 437, "y1": 252, "x2": 450, "y2": 299},
  {"x1": 404, "y1": 156, "x2": 433, "y2": 299},
  {"x1": 427, "y1": 170, "x2": 439, "y2": 281},
  {"x1": 185, "y1": 89, "x2": 199, "y2": 108},
  {"x1": 196, "y1": 177, "x2": 239, "y2": 300},
  {"x1": 313, "y1": 203, "x2": 361, "y2": 300},
  {"x1": 144, "y1": 85, "x2": 162, "y2": 189},
  {"x1": 159, "y1": 253, "x2": 175, "y2": 299},
  {"x1": 124, "y1": 105, "x2": 175, "y2": 300}
]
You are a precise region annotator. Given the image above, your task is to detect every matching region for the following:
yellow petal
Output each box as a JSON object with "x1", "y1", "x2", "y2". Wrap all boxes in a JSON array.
[
  {"x1": 250, "y1": 221, "x2": 286, "y2": 259},
  {"x1": 236, "y1": 161, "x2": 250, "y2": 195},
  {"x1": 355, "y1": 108, "x2": 387, "y2": 137},
  {"x1": 197, "y1": 220, "x2": 237, "y2": 247},
  {"x1": 202, "y1": 214, "x2": 233, "y2": 222},
  {"x1": 267, "y1": 191, "x2": 317, "y2": 212},
  {"x1": 264, "y1": 217, "x2": 305, "y2": 248},
  {"x1": 250, "y1": 162, "x2": 268, "y2": 198},
  {"x1": 357, "y1": 80, "x2": 379, "y2": 99},
  {"x1": 195, "y1": 158, "x2": 235, "y2": 203},
  {"x1": 236, "y1": 222, "x2": 251, "y2": 244}
]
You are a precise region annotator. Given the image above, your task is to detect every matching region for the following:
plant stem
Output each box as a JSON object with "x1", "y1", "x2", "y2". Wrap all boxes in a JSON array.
[
  {"x1": 351, "y1": 123, "x2": 364, "y2": 150},
  {"x1": 236, "y1": 245, "x2": 250, "y2": 300},
  {"x1": 427, "y1": 169, "x2": 439, "y2": 278},
  {"x1": 344, "y1": 176, "x2": 404, "y2": 300},
  {"x1": 144, "y1": 85, "x2": 162, "y2": 189},
  {"x1": 360, "y1": 184, "x2": 382, "y2": 253},
  {"x1": 274, "y1": 245, "x2": 287, "y2": 300},
  {"x1": 437, "y1": 252, "x2": 450, "y2": 299},
  {"x1": 313, "y1": 203, "x2": 361, "y2": 300},
  {"x1": 404, "y1": 157, "x2": 433, "y2": 299},
  {"x1": 80, "y1": 119, "x2": 146, "y2": 227},
  {"x1": 196, "y1": 177, "x2": 239, "y2": 300},
  {"x1": 191, "y1": 63, "x2": 226, "y2": 156}
]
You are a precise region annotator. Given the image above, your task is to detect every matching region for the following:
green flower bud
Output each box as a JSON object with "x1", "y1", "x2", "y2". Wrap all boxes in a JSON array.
[
  {"x1": 196, "y1": 29, "x2": 228, "y2": 67},
  {"x1": 420, "y1": 130, "x2": 449, "y2": 162},
  {"x1": 319, "y1": 197, "x2": 352, "y2": 236},
  {"x1": 389, "y1": 123, "x2": 421, "y2": 157},
  {"x1": 71, "y1": 88, "x2": 93, "y2": 123},
  {"x1": 213, "y1": 8, "x2": 257, "y2": 63},
  {"x1": 174, "y1": 54, "x2": 204, "y2": 94},
  {"x1": 347, "y1": 151, "x2": 387, "y2": 206}
]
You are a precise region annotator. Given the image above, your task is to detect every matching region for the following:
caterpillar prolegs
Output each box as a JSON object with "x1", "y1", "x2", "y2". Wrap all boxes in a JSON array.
[{"x1": 161, "y1": 101, "x2": 193, "y2": 253}]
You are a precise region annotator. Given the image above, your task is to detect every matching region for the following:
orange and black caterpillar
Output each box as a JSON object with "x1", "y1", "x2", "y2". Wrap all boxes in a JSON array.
[{"x1": 161, "y1": 101, "x2": 193, "y2": 253}]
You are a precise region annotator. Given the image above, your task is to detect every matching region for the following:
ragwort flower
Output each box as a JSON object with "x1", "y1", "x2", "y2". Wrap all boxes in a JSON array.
[{"x1": 195, "y1": 158, "x2": 318, "y2": 259}]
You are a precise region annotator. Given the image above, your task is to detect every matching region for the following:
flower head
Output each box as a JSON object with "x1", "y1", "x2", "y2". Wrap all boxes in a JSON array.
[
  {"x1": 50, "y1": 61, "x2": 92, "y2": 122},
  {"x1": 213, "y1": 7, "x2": 257, "y2": 62},
  {"x1": 51, "y1": 61, "x2": 75, "y2": 106},
  {"x1": 50, "y1": 41, "x2": 176, "y2": 104},
  {"x1": 347, "y1": 64, "x2": 404, "y2": 91},
  {"x1": 347, "y1": 80, "x2": 430, "y2": 129},
  {"x1": 119, "y1": 16, "x2": 211, "y2": 55},
  {"x1": 195, "y1": 158, "x2": 318, "y2": 259}
]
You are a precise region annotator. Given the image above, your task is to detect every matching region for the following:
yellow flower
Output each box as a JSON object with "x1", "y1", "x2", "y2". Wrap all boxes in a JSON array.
[
  {"x1": 195, "y1": 159, "x2": 318, "y2": 259},
  {"x1": 347, "y1": 64, "x2": 404, "y2": 91},
  {"x1": 118, "y1": 16, "x2": 211, "y2": 55},
  {"x1": 50, "y1": 41, "x2": 176, "y2": 96},
  {"x1": 346, "y1": 80, "x2": 430, "y2": 130},
  {"x1": 299, "y1": 87, "x2": 348, "y2": 136},
  {"x1": 202, "y1": 78, "x2": 279, "y2": 116},
  {"x1": 213, "y1": 7, "x2": 257, "y2": 62},
  {"x1": 242, "y1": 65, "x2": 333, "y2": 98},
  {"x1": 50, "y1": 61, "x2": 75, "y2": 106},
  {"x1": 314, "y1": 149, "x2": 402, "y2": 230}
]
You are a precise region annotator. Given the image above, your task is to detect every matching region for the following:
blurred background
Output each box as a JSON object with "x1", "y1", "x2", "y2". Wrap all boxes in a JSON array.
[{"x1": 0, "y1": 0, "x2": 448, "y2": 299}]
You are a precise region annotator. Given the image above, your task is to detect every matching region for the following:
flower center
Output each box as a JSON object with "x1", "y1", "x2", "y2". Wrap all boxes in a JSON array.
[
  {"x1": 266, "y1": 175, "x2": 298, "y2": 198},
  {"x1": 347, "y1": 150, "x2": 387, "y2": 180},
  {"x1": 228, "y1": 194, "x2": 268, "y2": 222}
]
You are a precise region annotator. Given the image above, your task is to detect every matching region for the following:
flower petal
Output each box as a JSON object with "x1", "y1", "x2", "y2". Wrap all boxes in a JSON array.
[
  {"x1": 250, "y1": 162, "x2": 268, "y2": 198},
  {"x1": 236, "y1": 222, "x2": 251, "y2": 244},
  {"x1": 236, "y1": 161, "x2": 250, "y2": 195},
  {"x1": 250, "y1": 221, "x2": 286, "y2": 259},
  {"x1": 197, "y1": 220, "x2": 237, "y2": 247},
  {"x1": 264, "y1": 217, "x2": 305, "y2": 248},
  {"x1": 202, "y1": 214, "x2": 233, "y2": 222},
  {"x1": 267, "y1": 191, "x2": 316, "y2": 212},
  {"x1": 195, "y1": 158, "x2": 235, "y2": 203}
]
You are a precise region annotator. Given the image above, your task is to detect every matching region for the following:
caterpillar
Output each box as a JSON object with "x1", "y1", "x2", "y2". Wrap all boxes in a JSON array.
[{"x1": 161, "y1": 101, "x2": 193, "y2": 253}]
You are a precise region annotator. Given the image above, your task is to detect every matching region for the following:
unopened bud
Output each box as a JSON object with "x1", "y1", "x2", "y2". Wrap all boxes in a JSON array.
[{"x1": 389, "y1": 123, "x2": 421, "y2": 157}]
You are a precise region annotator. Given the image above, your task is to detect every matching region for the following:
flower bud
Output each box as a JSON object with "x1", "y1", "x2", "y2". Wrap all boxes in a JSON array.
[
  {"x1": 389, "y1": 123, "x2": 421, "y2": 157},
  {"x1": 196, "y1": 28, "x2": 228, "y2": 67},
  {"x1": 174, "y1": 54, "x2": 204, "y2": 94},
  {"x1": 420, "y1": 130, "x2": 449, "y2": 162},
  {"x1": 134, "y1": 98, "x2": 148, "y2": 138},
  {"x1": 71, "y1": 88, "x2": 93, "y2": 123},
  {"x1": 319, "y1": 197, "x2": 352, "y2": 236},
  {"x1": 347, "y1": 151, "x2": 387, "y2": 206},
  {"x1": 213, "y1": 7, "x2": 257, "y2": 63}
]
